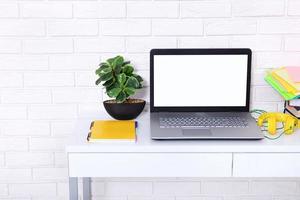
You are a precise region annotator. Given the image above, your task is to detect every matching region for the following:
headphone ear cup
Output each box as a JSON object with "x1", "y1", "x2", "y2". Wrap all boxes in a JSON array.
[
  {"x1": 284, "y1": 117, "x2": 294, "y2": 134},
  {"x1": 258, "y1": 113, "x2": 268, "y2": 127}
]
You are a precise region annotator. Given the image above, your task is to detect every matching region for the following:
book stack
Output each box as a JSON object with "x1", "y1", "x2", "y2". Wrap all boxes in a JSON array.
[
  {"x1": 285, "y1": 100, "x2": 300, "y2": 119},
  {"x1": 265, "y1": 67, "x2": 300, "y2": 118},
  {"x1": 265, "y1": 67, "x2": 300, "y2": 100}
]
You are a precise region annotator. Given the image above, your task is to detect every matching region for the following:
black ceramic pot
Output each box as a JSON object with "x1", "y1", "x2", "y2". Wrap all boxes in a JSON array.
[{"x1": 103, "y1": 99, "x2": 146, "y2": 120}]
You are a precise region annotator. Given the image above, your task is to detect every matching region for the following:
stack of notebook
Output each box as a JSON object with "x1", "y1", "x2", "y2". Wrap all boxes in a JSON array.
[
  {"x1": 285, "y1": 99, "x2": 300, "y2": 118},
  {"x1": 87, "y1": 120, "x2": 137, "y2": 143},
  {"x1": 265, "y1": 67, "x2": 300, "y2": 100},
  {"x1": 265, "y1": 67, "x2": 300, "y2": 118}
]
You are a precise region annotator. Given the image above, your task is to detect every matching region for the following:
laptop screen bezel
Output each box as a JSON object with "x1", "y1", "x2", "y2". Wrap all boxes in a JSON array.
[{"x1": 150, "y1": 48, "x2": 252, "y2": 112}]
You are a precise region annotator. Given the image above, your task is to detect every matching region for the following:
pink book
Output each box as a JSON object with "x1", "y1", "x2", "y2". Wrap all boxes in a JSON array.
[{"x1": 285, "y1": 66, "x2": 300, "y2": 83}]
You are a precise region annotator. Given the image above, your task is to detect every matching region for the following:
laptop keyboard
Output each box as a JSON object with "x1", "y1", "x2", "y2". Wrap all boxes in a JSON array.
[{"x1": 159, "y1": 117, "x2": 248, "y2": 128}]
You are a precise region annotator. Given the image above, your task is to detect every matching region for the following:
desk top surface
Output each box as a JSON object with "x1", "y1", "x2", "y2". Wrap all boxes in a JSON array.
[{"x1": 66, "y1": 112, "x2": 300, "y2": 153}]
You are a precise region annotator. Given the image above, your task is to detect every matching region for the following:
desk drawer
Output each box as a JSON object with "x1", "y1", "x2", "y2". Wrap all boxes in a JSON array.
[
  {"x1": 68, "y1": 153, "x2": 232, "y2": 177},
  {"x1": 233, "y1": 153, "x2": 300, "y2": 177}
]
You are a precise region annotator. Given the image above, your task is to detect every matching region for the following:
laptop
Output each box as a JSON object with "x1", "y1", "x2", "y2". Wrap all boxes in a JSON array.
[{"x1": 150, "y1": 48, "x2": 264, "y2": 140}]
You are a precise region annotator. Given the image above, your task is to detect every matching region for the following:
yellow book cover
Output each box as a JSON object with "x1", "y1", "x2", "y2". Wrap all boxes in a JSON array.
[
  {"x1": 87, "y1": 120, "x2": 136, "y2": 143},
  {"x1": 271, "y1": 68, "x2": 300, "y2": 95}
]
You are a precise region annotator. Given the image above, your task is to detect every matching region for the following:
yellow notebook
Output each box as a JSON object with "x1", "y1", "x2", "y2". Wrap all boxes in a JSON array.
[
  {"x1": 271, "y1": 67, "x2": 300, "y2": 95},
  {"x1": 87, "y1": 120, "x2": 136, "y2": 143}
]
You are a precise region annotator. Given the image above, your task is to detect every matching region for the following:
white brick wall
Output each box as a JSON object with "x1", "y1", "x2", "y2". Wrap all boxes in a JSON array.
[
  {"x1": 0, "y1": 72, "x2": 23, "y2": 88},
  {"x1": 47, "y1": 20, "x2": 99, "y2": 36},
  {"x1": 0, "y1": 20, "x2": 45, "y2": 36},
  {"x1": 154, "y1": 182, "x2": 201, "y2": 195},
  {"x1": 23, "y1": 39, "x2": 73, "y2": 54},
  {"x1": 106, "y1": 181, "x2": 152, "y2": 196},
  {"x1": 5, "y1": 152, "x2": 54, "y2": 167},
  {"x1": 126, "y1": 37, "x2": 177, "y2": 53},
  {"x1": 20, "y1": 2, "x2": 72, "y2": 19},
  {"x1": 205, "y1": 19, "x2": 257, "y2": 35},
  {"x1": 181, "y1": 1, "x2": 231, "y2": 18},
  {"x1": 0, "y1": 39, "x2": 21, "y2": 54},
  {"x1": 0, "y1": 4, "x2": 19, "y2": 18},
  {"x1": 101, "y1": 19, "x2": 151, "y2": 36},
  {"x1": 258, "y1": 19, "x2": 300, "y2": 34},
  {"x1": 0, "y1": 55, "x2": 48, "y2": 70},
  {"x1": 74, "y1": 38, "x2": 125, "y2": 53},
  {"x1": 153, "y1": 19, "x2": 203, "y2": 36},
  {"x1": 74, "y1": 2, "x2": 126, "y2": 19},
  {"x1": 232, "y1": 0, "x2": 285, "y2": 17},
  {"x1": 1, "y1": 89, "x2": 52, "y2": 104},
  {"x1": 3, "y1": 120, "x2": 50, "y2": 136},
  {"x1": 24, "y1": 72, "x2": 74, "y2": 87},
  {"x1": 49, "y1": 55, "x2": 100, "y2": 70},
  {"x1": 9, "y1": 183, "x2": 56, "y2": 197},
  {"x1": 201, "y1": 181, "x2": 249, "y2": 195},
  {"x1": 127, "y1": 2, "x2": 179, "y2": 18},
  {"x1": 0, "y1": 0, "x2": 298, "y2": 199},
  {"x1": 288, "y1": 0, "x2": 300, "y2": 16}
]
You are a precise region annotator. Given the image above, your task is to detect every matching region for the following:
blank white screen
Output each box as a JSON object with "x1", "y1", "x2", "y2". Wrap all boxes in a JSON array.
[{"x1": 154, "y1": 55, "x2": 248, "y2": 107}]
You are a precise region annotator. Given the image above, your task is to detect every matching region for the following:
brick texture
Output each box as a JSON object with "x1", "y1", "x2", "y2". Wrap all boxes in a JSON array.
[{"x1": 0, "y1": 1, "x2": 297, "y2": 199}]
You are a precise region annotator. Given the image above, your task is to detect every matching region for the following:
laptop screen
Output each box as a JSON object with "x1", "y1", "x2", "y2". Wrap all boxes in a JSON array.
[{"x1": 152, "y1": 52, "x2": 250, "y2": 110}]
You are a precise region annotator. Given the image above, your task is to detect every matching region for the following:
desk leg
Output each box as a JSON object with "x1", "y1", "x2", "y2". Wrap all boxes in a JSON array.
[
  {"x1": 69, "y1": 177, "x2": 78, "y2": 200},
  {"x1": 83, "y1": 177, "x2": 91, "y2": 200}
]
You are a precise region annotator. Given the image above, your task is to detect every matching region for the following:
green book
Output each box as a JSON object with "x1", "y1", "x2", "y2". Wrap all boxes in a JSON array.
[{"x1": 265, "y1": 74, "x2": 299, "y2": 100}]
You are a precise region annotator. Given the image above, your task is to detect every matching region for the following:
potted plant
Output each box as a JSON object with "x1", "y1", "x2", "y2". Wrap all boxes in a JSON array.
[{"x1": 95, "y1": 55, "x2": 145, "y2": 120}]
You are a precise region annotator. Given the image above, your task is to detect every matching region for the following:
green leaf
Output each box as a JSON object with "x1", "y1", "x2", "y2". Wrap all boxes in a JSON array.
[
  {"x1": 98, "y1": 67, "x2": 113, "y2": 81},
  {"x1": 95, "y1": 64, "x2": 110, "y2": 75},
  {"x1": 106, "y1": 82, "x2": 120, "y2": 93},
  {"x1": 114, "y1": 64, "x2": 122, "y2": 74},
  {"x1": 132, "y1": 74, "x2": 143, "y2": 83},
  {"x1": 95, "y1": 77, "x2": 102, "y2": 85},
  {"x1": 122, "y1": 64, "x2": 134, "y2": 75},
  {"x1": 112, "y1": 56, "x2": 124, "y2": 74},
  {"x1": 98, "y1": 62, "x2": 107, "y2": 66},
  {"x1": 99, "y1": 67, "x2": 112, "y2": 75},
  {"x1": 106, "y1": 92, "x2": 113, "y2": 98},
  {"x1": 125, "y1": 77, "x2": 139, "y2": 88},
  {"x1": 116, "y1": 90, "x2": 127, "y2": 103},
  {"x1": 107, "y1": 88, "x2": 122, "y2": 98},
  {"x1": 95, "y1": 68, "x2": 102, "y2": 75},
  {"x1": 122, "y1": 61, "x2": 130, "y2": 66},
  {"x1": 117, "y1": 73, "x2": 127, "y2": 86},
  {"x1": 113, "y1": 56, "x2": 124, "y2": 67},
  {"x1": 102, "y1": 78, "x2": 115, "y2": 87},
  {"x1": 99, "y1": 63, "x2": 110, "y2": 69},
  {"x1": 107, "y1": 57, "x2": 115, "y2": 65},
  {"x1": 124, "y1": 87, "x2": 135, "y2": 96},
  {"x1": 109, "y1": 81, "x2": 119, "y2": 88},
  {"x1": 100, "y1": 72, "x2": 113, "y2": 82}
]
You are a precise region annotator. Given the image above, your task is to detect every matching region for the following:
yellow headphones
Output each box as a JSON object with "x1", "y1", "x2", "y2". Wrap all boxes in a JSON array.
[{"x1": 257, "y1": 112, "x2": 300, "y2": 135}]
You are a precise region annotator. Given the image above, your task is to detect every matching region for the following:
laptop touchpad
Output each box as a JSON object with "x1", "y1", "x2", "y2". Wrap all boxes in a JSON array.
[{"x1": 182, "y1": 128, "x2": 212, "y2": 136}]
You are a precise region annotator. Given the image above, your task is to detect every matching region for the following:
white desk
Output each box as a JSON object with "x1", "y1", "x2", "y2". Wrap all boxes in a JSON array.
[{"x1": 66, "y1": 112, "x2": 300, "y2": 200}]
